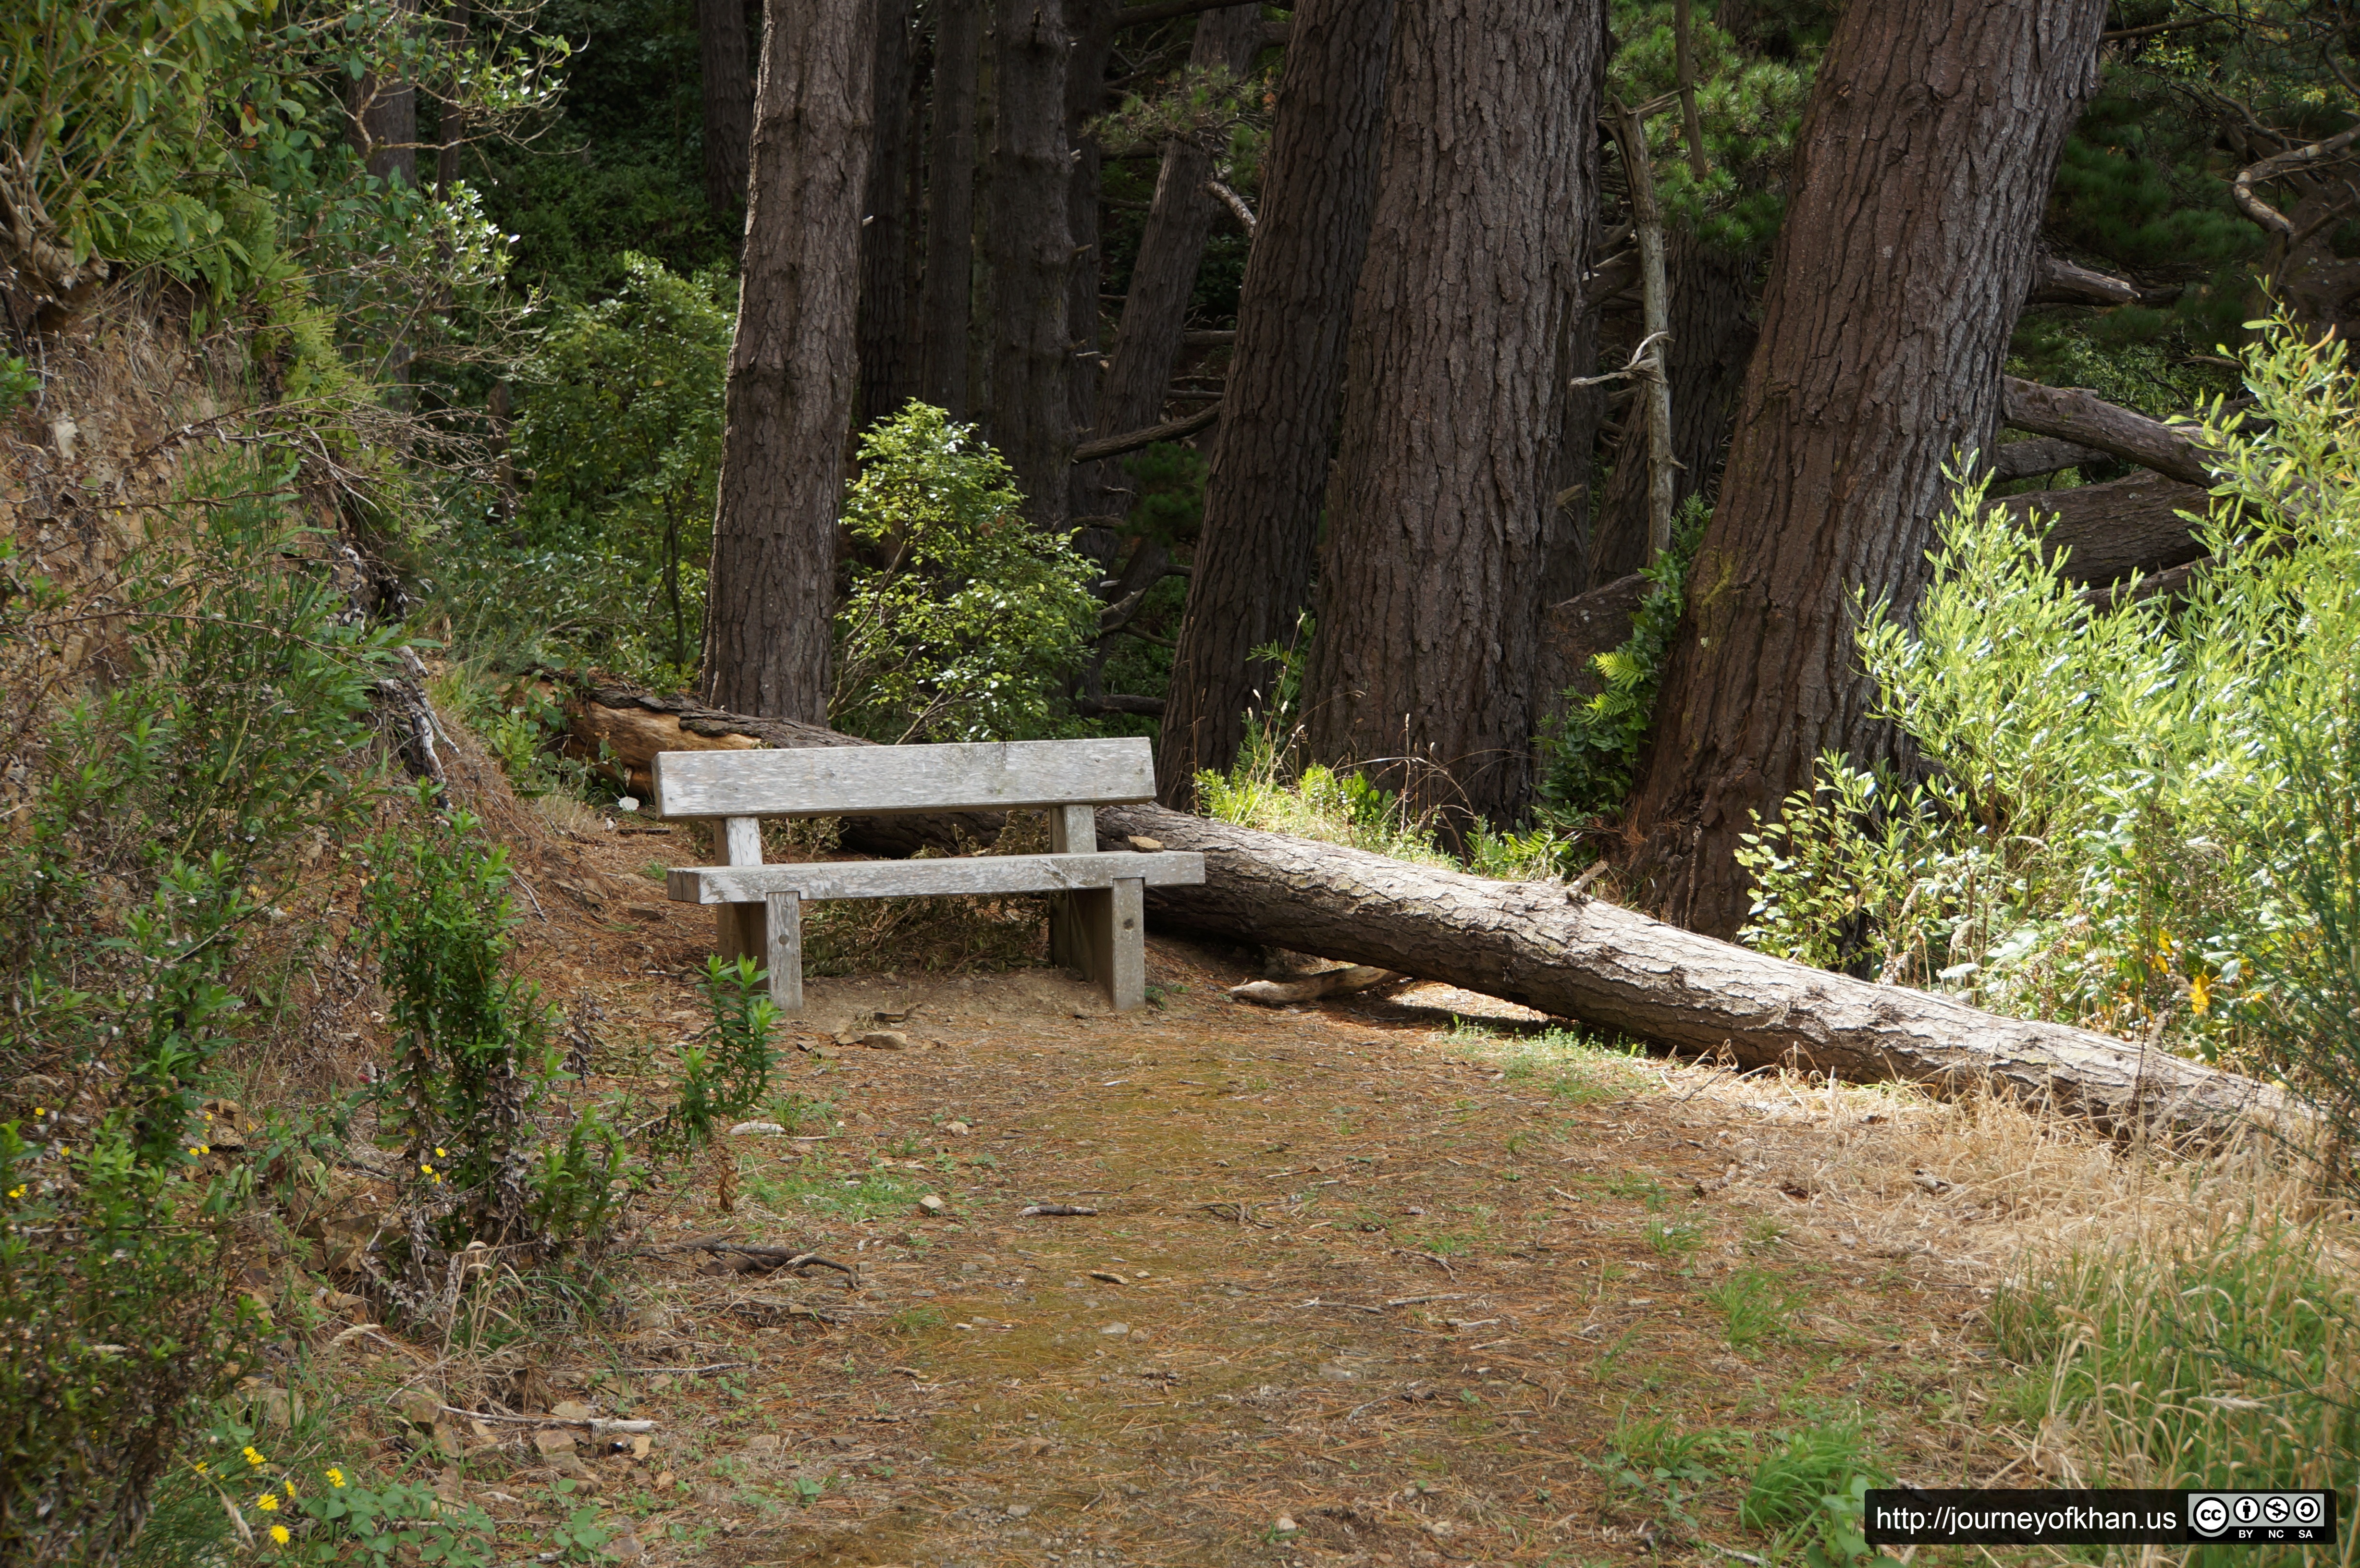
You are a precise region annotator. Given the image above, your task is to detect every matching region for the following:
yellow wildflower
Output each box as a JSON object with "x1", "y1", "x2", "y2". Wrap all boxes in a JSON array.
[
  {"x1": 269, "y1": 1524, "x2": 290, "y2": 1545},
  {"x1": 283, "y1": 1478, "x2": 297, "y2": 1496},
  {"x1": 435, "y1": 1148, "x2": 446, "y2": 1158},
  {"x1": 244, "y1": 1446, "x2": 266, "y2": 1467},
  {"x1": 256, "y1": 1492, "x2": 280, "y2": 1511},
  {"x1": 6, "y1": 1187, "x2": 22, "y2": 1200},
  {"x1": 2190, "y1": 972, "x2": 2213, "y2": 1016},
  {"x1": 326, "y1": 1468, "x2": 345, "y2": 1488}
]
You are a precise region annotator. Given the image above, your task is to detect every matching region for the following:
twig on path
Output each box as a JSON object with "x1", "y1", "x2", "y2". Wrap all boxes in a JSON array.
[
  {"x1": 1197, "y1": 1200, "x2": 1274, "y2": 1227},
  {"x1": 698, "y1": 1244, "x2": 858, "y2": 1281},
  {"x1": 1382, "y1": 1294, "x2": 1465, "y2": 1308},
  {"x1": 611, "y1": 1361, "x2": 759, "y2": 1375},
  {"x1": 1294, "y1": 1297, "x2": 1386, "y2": 1314},
  {"x1": 615, "y1": 1232, "x2": 745, "y2": 1258},
  {"x1": 1392, "y1": 1247, "x2": 1460, "y2": 1277},
  {"x1": 1020, "y1": 1203, "x2": 1100, "y2": 1216},
  {"x1": 438, "y1": 1405, "x2": 657, "y2": 1435}
]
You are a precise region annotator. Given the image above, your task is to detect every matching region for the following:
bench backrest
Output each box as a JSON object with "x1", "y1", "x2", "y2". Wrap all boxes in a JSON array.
[{"x1": 652, "y1": 737, "x2": 1156, "y2": 820}]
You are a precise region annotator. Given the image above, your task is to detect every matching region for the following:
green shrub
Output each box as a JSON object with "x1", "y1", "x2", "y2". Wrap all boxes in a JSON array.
[
  {"x1": 359, "y1": 789, "x2": 632, "y2": 1288},
  {"x1": 504, "y1": 253, "x2": 735, "y2": 683},
  {"x1": 1738, "y1": 319, "x2": 2360, "y2": 1073},
  {"x1": 833, "y1": 404, "x2": 1100, "y2": 743},
  {"x1": 0, "y1": 460, "x2": 398, "y2": 1565},
  {"x1": 651, "y1": 956, "x2": 780, "y2": 1156}
]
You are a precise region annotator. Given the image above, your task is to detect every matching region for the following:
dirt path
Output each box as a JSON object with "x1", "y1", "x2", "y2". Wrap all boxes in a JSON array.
[{"x1": 532, "y1": 932, "x2": 2025, "y2": 1568}]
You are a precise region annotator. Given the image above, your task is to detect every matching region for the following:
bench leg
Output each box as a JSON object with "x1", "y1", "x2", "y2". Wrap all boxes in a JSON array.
[
  {"x1": 716, "y1": 902, "x2": 766, "y2": 965},
  {"x1": 764, "y1": 891, "x2": 804, "y2": 1013},
  {"x1": 1061, "y1": 877, "x2": 1146, "y2": 1011},
  {"x1": 1046, "y1": 804, "x2": 1097, "y2": 975}
]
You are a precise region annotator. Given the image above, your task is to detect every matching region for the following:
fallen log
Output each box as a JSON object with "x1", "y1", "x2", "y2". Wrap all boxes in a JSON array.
[
  {"x1": 563, "y1": 685, "x2": 2278, "y2": 1137},
  {"x1": 1230, "y1": 966, "x2": 1409, "y2": 1006},
  {"x1": 1998, "y1": 471, "x2": 2213, "y2": 585},
  {"x1": 2001, "y1": 376, "x2": 2214, "y2": 487},
  {"x1": 1989, "y1": 434, "x2": 2107, "y2": 482}
]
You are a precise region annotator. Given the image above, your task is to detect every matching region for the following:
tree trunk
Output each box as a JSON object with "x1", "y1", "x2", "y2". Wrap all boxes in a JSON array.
[
  {"x1": 856, "y1": 0, "x2": 921, "y2": 428},
  {"x1": 1074, "y1": 6, "x2": 1267, "y2": 529},
  {"x1": 1155, "y1": 0, "x2": 1400, "y2": 805},
  {"x1": 560, "y1": 686, "x2": 2279, "y2": 1138},
  {"x1": 1589, "y1": 233, "x2": 1756, "y2": 584},
  {"x1": 696, "y1": 0, "x2": 756, "y2": 216},
  {"x1": 352, "y1": 0, "x2": 418, "y2": 190},
  {"x1": 1063, "y1": 0, "x2": 1121, "y2": 554},
  {"x1": 1622, "y1": 0, "x2": 2107, "y2": 939},
  {"x1": 980, "y1": 0, "x2": 1075, "y2": 530},
  {"x1": 919, "y1": 0, "x2": 983, "y2": 416},
  {"x1": 701, "y1": 0, "x2": 877, "y2": 721},
  {"x1": 1302, "y1": 0, "x2": 1603, "y2": 841},
  {"x1": 435, "y1": 0, "x2": 472, "y2": 193}
]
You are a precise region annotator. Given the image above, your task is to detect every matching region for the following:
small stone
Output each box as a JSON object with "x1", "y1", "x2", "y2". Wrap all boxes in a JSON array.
[
  {"x1": 741, "y1": 1433, "x2": 783, "y2": 1454},
  {"x1": 532, "y1": 1428, "x2": 578, "y2": 1456},
  {"x1": 1006, "y1": 1503, "x2": 1032, "y2": 1519},
  {"x1": 729, "y1": 1121, "x2": 786, "y2": 1137},
  {"x1": 1127, "y1": 836, "x2": 1165, "y2": 852},
  {"x1": 943, "y1": 1120, "x2": 971, "y2": 1137},
  {"x1": 394, "y1": 1386, "x2": 444, "y2": 1427},
  {"x1": 857, "y1": 1031, "x2": 911, "y2": 1051},
  {"x1": 1275, "y1": 1515, "x2": 1298, "y2": 1533},
  {"x1": 552, "y1": 1399, "x2": 595, "y2": 1421},
  {"x1": 1099, "y1": 1322, "x2": 1130, "y2": 1337},
  {"x1": 918, "y1": 1194, "x2": 948, "y2": 1215}
]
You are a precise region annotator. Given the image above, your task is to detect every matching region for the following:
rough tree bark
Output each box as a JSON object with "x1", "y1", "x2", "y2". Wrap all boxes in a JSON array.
[
  {"x1": 1155, "y1": 0, "x2": 1400, "y2": 804},
  {"x1": 1622, "y1": 0, "x2": 2108, "y2": 939},
  {"x1": 1073, "y1": 6, "x2": 1267, "y2": 528},
  {"x1": 1589, "y1": 233, "x2": 1756, "y2": 585},
  {"x1": 1063, "y1": 0, "x2": 1121, "y2": 553},
  {"x1": 1302, "y1": 0, "x2": 1603, "y2": 840},
  {"x1": 918, "y1": 0, "x2": 983, "y2": 416},
  {"x1": 696, "y1": 0, "x2": 756, "y2": 216},
  {"x1": 856, "y1": 0, "x2": 922, "y2": 427},
  {"x1": 701, "y1": 0, "x2": 877, "y2": 721},
  {"x1": 982, "y1": 0, "x2": 1075, "y2": 529},
  {"x1": 1999, "y1": 472, "x2": 2213, "y2": 584},
  {"x1": 352, "y1": 0, "x2": 418, "y2": 189},
  {"x1": 561, "y1": 686, "x2": 2279, "y2": 1139}
]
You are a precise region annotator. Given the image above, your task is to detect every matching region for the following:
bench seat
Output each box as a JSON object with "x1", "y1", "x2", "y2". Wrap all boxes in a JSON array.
[{"x1": 666, "y1": 850, "x2": 1205, "y2": 905}]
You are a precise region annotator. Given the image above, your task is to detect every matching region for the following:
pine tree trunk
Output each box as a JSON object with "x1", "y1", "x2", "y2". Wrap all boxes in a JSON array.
[
  {"x1": 1589, "y1": 232, "x2": 1756, "y2": 583},
  {"x1": 701, "y1": 0, "x2": 878, "y2": 720},
  {"x1": 981, "y1": 0, "x2": 1075, "y2": 531},
  {"x1": 857, "y1": 0, "x2": 921, "y2": 428},
  {"x1": 1154, "y1": 0, "x2": 1399, "y2": 805},
  {"x1": 1074, "y1": 7, "x2": 1266, "y2": 532},
  {"x1": 1622, "y1": 0, "x2": 2107, "y2": 938},
  {"x1": 919, "y1": 0, "x2": 983, "y2": 416},
  {"x1": 1301, "y1": 0, "x2": 1604, "y2": 842},
  {"x1": 696, "y1": 0, "x2": 756, "y2": 216},
  {"x1": 1063, "y1": 0, "x2": 1120, "y2": 554}
]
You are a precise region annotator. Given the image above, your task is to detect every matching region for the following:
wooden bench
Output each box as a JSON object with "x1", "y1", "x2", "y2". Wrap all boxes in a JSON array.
[{"x1": 654, "y1": 737, "x2": 1205, "y2": 1012}]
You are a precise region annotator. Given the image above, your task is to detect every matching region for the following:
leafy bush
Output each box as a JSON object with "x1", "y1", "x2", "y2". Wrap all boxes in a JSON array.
[
  {"x1": 833, "y1": 404, "x2": 1100, "y2": 743},
  {"x1": 1738, "y1": 320, "x2": 2359, "y2": 1075},
  {"x1": 0, "y1": 461, "x2": 398, "y2": 1565},
  {"x1": 651, "y1": 957, "x2": 780, "y2": 1156}
]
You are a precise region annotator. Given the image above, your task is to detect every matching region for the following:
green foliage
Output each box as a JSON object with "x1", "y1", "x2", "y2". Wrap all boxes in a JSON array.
[
  {"x1": 0, "y1": 462, "x2": 398, "y2": 1565},
  {"x1": 651, "y1": 956, "x2": 779, "y2": 1156},
  {"x1": 361, "y1": 789, "x2": 630, "y2": 1271},
  {"x1": 0, "y1": 356, "x2": 37, "y2": 416},
  {"x1": 1739, "y1": 1423, "x2": 1883, "y2": 1532},
  {"x1": 833, "y1": 404, "x2": 1101, "y2": 743},
  {"x1": 1122, "y1": 441, "x2": 1207, "y2": 547},
  {"x1": 1739, "y1": 320, "x2": 2360, "y2": 1074},
  {"x1": 1607, "y1": 0, "x2": 1824, "y2": 251},
  {"x1": 502, "y1": 252, "x2": 734, "y2": 682},
  {"x1": 1537, "y1": 496, "x2": 1709, "y2": 820}
]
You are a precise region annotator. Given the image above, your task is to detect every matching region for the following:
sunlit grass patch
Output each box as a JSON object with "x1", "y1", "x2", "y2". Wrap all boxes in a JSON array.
[{"x1": 743, "y1": 1156, "x2": 930, "y2": 1222}]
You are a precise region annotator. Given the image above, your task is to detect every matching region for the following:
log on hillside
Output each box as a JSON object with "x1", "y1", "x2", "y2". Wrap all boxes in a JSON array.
[
  {"x1": 1990, "y1": 434, "x2": 2107, "y2": 482},
  {"x1": 563, "y1": 686, "x2": 2278, "y2": 1136},
  {"x1": 1999, "y1": 471, "x2": 2214, "y2": 584},
  {"x1": 2002, "y1": 376, "x2": 2213, "y2": 486}
]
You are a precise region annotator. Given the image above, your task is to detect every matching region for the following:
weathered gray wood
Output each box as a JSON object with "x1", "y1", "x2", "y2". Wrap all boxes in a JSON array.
[
  {"x1": 765, "y1": 891, "x2": 803, "y2": 1011},
  {"x1": 717, "y1": 814, "x2": 768, "y2": 961},
  {"x1": 1047, "y1": 805, "x2": 1099, "y2": 973},
  {"x1": 653, "y1": 738, "x2": 1155, "y2": 819},
  {"x1": 1107, "y1": 876, "x2": 1145, "y2": 1011},
  {"x1": 668, "y1": 851, "x2": 1206, "y2": 905}
]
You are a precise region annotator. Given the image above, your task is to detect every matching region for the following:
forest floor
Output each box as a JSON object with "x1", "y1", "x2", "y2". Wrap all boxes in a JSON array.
[{"x1": 280, "y1": 756, "x2": 2205, "y2": 1568}]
